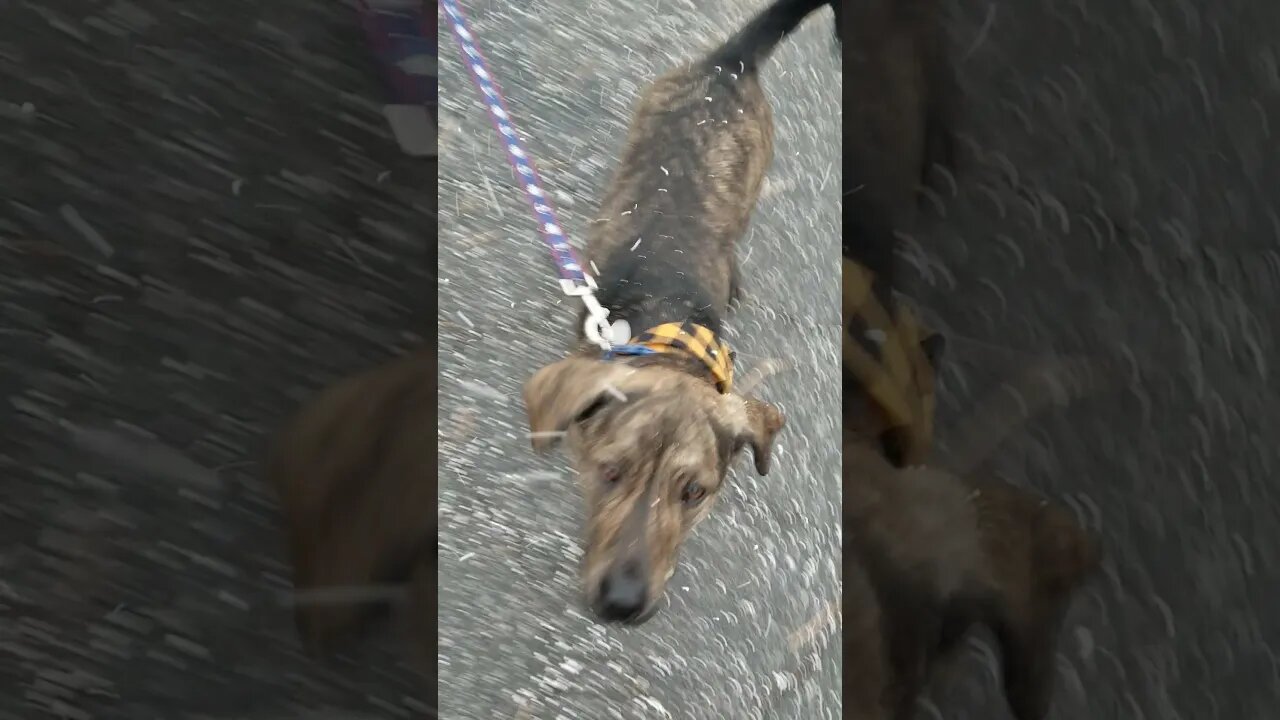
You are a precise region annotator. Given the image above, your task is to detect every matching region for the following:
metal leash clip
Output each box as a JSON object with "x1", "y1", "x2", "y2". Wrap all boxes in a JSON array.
[
  {"x1": 560, "y1": 277, "x2": 613, "y2": 351},
  {"x1": 444, "y1": 0, "x2": 615, "y2": 352}
]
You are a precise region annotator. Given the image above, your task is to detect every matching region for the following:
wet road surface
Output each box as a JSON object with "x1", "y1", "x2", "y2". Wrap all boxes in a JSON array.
[{"x1": 2, "y1": 1, "x2": 434, "y2": 717}]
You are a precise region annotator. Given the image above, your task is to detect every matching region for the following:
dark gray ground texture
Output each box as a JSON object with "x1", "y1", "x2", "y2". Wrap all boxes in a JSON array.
[
  {"x1": 1, "y1": 0, "x2": 435, "y2": 718},
  {"x1": 1, "y1": 0, "x2": 1278, "y2": 718}
]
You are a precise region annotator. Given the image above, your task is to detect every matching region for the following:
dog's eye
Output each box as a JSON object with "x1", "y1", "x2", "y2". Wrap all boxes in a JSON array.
[
  {"x1": 600, "y1": 464, "x2": 621, "y2": 485},
  {"x1": 681, "y1": 481, "x2": 707, "y2": 506}
]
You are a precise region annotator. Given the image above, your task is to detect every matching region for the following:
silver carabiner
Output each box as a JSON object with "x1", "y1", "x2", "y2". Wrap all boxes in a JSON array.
[
  {"x1": 580, "y1": 293, "x2": 613, "y2": 351},
  {"x1": 560, "y1": 277, "x2": 613, "y2": 351}
]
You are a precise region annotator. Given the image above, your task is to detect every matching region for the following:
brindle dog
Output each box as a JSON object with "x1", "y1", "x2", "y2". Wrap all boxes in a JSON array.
[
  {"x1": 267, "y1": 348, "x2": 436, "y2": 658},
  {"x1": 842, "y1": 411, "x2": 1102, "y2": 720},
  {"x1": 523, "y1": 0, "x2": 834, "y2": 623},
  {"x1": 837, "y1": 2, "x2": 1101, "y2": 718}
]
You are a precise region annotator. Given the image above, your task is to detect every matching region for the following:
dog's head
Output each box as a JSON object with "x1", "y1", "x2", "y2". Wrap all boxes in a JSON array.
[{"x1": 523, "y1": 356, "x2": 784, "y2": 623}]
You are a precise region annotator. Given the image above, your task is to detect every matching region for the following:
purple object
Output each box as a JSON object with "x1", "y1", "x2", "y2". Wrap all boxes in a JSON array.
[{"x1": 358, "y1": 0, "x2": 436, "y2": 106}]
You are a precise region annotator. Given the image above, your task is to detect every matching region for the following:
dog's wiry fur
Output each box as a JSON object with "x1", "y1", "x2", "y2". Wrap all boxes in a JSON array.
[
  {"x1": 837, "y1": 0, "x2": 961, "y2": 469},
  {"x1": 842, "y1": 417, "x2": 1101, "y2": 720},
  {"x1": 267, "y1": 348, "x2": 436, "y2": 660},
  {"x1": 843, "y1": 354, "x2": 1102, "y2": 716},
  {"x1": 582, "y1": 0, "x2": 835, "y2": 335},
  {"x1": 524, "y1": 0, "x2": 829, "y2": 621},
  {"x1": 525, "y1": 359, "x2": 783, "y2": 620},
  {"x1": 843, "y1": 293, "x2": 1099, "y2": 718}
]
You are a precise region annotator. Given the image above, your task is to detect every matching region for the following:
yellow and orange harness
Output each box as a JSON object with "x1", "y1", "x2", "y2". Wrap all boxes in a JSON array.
[
  {"x1": 605, "y1": 320, "x2": 736, "y2": 395},
  {"x1": 597, "y1": 265, "x2": 936, "y2": 465}
]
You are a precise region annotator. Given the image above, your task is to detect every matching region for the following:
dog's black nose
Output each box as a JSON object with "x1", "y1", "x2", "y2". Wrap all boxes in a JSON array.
[{"x1": 597, "y1": 566, "x2": 647, "y2": 622}]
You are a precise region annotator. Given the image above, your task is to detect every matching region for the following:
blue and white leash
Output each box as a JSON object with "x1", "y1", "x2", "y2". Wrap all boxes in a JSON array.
[{"x1": 439, "y1": 0, "x2": 615, "y2": 350}]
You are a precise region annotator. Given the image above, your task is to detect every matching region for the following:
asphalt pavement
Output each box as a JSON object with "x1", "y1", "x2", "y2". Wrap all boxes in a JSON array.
[
  {"x1": 2, "y1": 1, "x2": 434, "y2": 717},
  {"x1": 437, "y1": 1, "x2": 843, "y2": 718}
]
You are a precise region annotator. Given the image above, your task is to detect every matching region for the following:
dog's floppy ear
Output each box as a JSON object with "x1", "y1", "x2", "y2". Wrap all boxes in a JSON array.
[
  {"x1": 523, "y1": 357, "x2": 630, "y2": 451},
  {"x1": 718, "y1": 394, "x2": 785, "y2": 475}
]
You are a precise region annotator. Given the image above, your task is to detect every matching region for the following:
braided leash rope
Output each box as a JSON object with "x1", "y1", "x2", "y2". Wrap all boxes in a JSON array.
[{"x1": 439, "y1": 0, "x2": 613, "y2": 349}]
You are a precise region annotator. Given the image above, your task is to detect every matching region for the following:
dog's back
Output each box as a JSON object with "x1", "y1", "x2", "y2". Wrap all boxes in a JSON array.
[{"x1": 588, "y1": 0, "x2": 833, "y2": 330}]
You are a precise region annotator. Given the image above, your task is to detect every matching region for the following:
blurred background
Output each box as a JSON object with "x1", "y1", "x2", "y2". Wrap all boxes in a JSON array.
[
  {"x1": 1, "y1": 0, "x2": 434, "y2": 717},
  {"x1": 2, "y1": 0, "x2": 1279, "y2": 718},
  {"x1": 437, "y1": 1, "x2": 842, "y2": 718},
  {"x1": 911, "y1": 1, "x2": 1280, "y2": 719}
]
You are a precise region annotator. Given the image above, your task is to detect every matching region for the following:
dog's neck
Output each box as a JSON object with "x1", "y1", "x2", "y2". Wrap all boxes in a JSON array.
[
  {"x1": 604, "y1": 349, "x2": 725, "y2": 391},
  {"x1": 593, "y1": 249, "x2": 725, "y2": 336},
  {"x1": 588, "y1": 238, "x2": 730, "y2": 391},
  {"x1": 597, "y1": 285, "x2": 723, "y2": 337}
]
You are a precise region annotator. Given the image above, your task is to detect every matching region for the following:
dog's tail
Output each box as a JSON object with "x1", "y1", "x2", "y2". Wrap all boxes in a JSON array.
[{"x1": 705, "y1": 0, "x2": 835, "y2": 73}]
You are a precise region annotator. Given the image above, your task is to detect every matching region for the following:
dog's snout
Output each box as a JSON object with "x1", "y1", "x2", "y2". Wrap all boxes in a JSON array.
[{"x1": 596, "y1": 562, "x2": 647, "y2": 622}]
